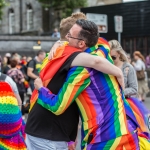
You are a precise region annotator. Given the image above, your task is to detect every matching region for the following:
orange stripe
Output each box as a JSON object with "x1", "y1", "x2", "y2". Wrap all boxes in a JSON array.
[
  {"x1": 127, "y1": 98, "x2": 143, "y2": 117},
  {"x1": 65, "y1": 73, "x2": 90, "y2": 111},
  {"x1": 77, "y1": 93, "x2": 93, "y2": 119},
  {"x1": 127, "y1": 98, "x2": 146, "y2": 130}
]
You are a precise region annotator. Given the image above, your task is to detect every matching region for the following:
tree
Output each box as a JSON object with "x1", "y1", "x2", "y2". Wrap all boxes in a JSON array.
[
  {"x1": 0, "y1": 0, "x2": 7, "y2": 19},
  {"x1": 38, "y1": 0, "x2": 87, "y2": 18}
]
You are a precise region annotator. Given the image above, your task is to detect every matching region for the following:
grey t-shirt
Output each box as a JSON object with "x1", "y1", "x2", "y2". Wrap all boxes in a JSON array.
[
  {"x1": 0, "y1": 73, "x2": 19, "y2": 94},
  {"x1": 121, "y1": 62, "x2": 138, "y2": 97},
  {"x1": 28, "y1": 59, "x2": 42, "y2": 83}
]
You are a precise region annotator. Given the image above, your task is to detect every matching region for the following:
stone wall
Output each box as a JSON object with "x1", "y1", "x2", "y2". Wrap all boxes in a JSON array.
[
  {"x1": 0, "y1": 36, "x2": 58, "y2": 56},
  {"x1": 0, "y1": 0, "x2": 42, "y2": 34}
]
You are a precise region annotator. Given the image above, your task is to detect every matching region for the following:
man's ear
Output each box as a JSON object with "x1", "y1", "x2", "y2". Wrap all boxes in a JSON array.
[{"x1": 78, "y1": 40, "x2": 86, "y2": 49}]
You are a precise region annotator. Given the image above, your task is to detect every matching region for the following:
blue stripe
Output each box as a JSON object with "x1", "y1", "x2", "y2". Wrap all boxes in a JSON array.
[{"x1": 0, "y1": 112, "x2": 21, "y2": 123}]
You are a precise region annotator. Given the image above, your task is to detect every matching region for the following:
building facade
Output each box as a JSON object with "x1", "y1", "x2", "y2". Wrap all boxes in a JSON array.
[
  {"x1": 81, "y1": 1, "x2": 150, "y2": 55},
  {"x1": 0, "y1": 0, "x2": 42, "y2": 35},
  {"x1": 87, "y1": 0, "x2": 122, "y2": 6}
]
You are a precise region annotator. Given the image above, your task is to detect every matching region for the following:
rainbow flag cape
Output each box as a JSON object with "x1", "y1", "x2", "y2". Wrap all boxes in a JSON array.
[
  {"x1": 127, "y1": 97, "x2": 150, "y2": 134},
  {"x1": 127, "y1": 97, "x2": 150, "y2": 148},
  {"x1": 0, "y1": 81, "x2": 26, "y2": 150},
  {"x1": 138, "y1": 132, "x2": 150, "y2": 150},
  {"x1": 30, "y1": 43, "x2": 81, "y2": 111}
]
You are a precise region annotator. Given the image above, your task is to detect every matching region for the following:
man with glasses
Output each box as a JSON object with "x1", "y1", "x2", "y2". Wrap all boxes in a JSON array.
[{"x1": 34, "y1": 20, "x2": 139, "y2": 149}]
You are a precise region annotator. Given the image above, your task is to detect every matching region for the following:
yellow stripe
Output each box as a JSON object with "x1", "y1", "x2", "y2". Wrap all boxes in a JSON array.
[
  {"x1": 56, "y1": 68, "x2": 88, "y2": 114},
  {"x1": 110, "y1": 76, "x2": 128, "y2": 135},
  {"x1": 0, "y1": 96, "x2": 18, "y2": 105},
  {"x1": 41, "y1": 57, "x2": 49, "y2": 70},
  {"x1": 76, "y1": 97, "x2": 88, "y2": 121},
  {"x1": 138, "y1": 136, "x2": 150, "y2": 150},
  {"x1": 96, "y1": 51, "x2": 105, "y2": 57},
  {"x1": 110, "y1": 136, "x2": 122, "y2": 150}
]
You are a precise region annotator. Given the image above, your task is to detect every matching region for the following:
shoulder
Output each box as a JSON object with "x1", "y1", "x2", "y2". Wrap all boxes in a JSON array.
[
  {"x1": 5, "y1": 76, "x2": 18, "y2": 93},
  {"x1": 124, "y1": 62, "x2": 135, "y2": 71},
  {"x1": 126, "y1": 63, "x2": 134, "y2": 69},
  {"x1": 5, "y1": 75, "x2": 15, "y2": 85},
  {"x1": 28, "y1": 59, "x2": 35, "y2": 66}
]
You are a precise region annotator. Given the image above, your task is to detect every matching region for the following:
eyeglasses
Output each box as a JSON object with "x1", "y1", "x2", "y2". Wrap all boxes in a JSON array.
[
  {"x1": 111, "y1": 56, "x2": 117, "y2": 60},
  {"x1": 67, "y1": 32, "x2": 84, "y2": 41}
]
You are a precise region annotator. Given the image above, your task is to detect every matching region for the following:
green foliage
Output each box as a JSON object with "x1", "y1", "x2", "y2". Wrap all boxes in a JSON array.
[
  {"x1": 0, "y1": 0, "x2": 7, "y2": 19},
  {"x1": 38, "y1": 0, "x2": 87, "y2": 18}
]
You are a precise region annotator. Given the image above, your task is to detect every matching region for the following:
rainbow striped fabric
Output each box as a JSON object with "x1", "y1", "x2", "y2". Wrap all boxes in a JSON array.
[
  {"x1": 0, "y1": 81, "x2": 26, "y2": 150},
  {"x1": 37, "y1": 38, "x2": 137, "y2": 149},
  {"x1": 29, "y1": 42, "x2": 81, "y2": 111},
  {"x1": 127, "y1": 97, "x2": 150, "y2": 134},
  {"x1": 127, "y1": 97, "x2": 150, "y2": 149},
  {"x1": 86, "y1": 131, "x2": 139, "y2": 150}
]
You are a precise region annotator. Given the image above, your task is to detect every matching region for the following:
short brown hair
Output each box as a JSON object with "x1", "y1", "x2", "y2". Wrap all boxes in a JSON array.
[
  {"x1": 60, "y1": 17, "x2": 76, "y2": 40},
  {"x1": 71, "y1": 12, "x2": 86, "y2": 20},
  {"x1": 10, "y1": 59, "x2": 18, "y2": 68},
  {"x1": 59, "y1": 12, "x2": 86, "y2": 40}
]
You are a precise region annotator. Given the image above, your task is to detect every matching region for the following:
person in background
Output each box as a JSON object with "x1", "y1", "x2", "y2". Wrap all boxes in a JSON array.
[
  {"x1": 127, "y1": 53, "x2": 132, "y2": 64},
  {"x1": 109, "y1": 40, "x2": 138, "y2": 97},
  {"x1": 0, "y1": 56, "x2": 22, "y2": 109},
  {"x1": 12, "y1": 53, "x2": 23, "y2": 69},
  {"x1": 11, "y1": 52, "x2": 18, "y2": 58},
  {"x1": 145, "y1": 53, "x2": 150, "y2": 69},
  {"x1": 132, "y1": 51, "x2": 149, "y2": 101},
  {"x1": 21, "y1": 55, "x2": 27, "y2": 65},
  {"x1": 0, "y1": 55, "x2": 26, "y2": 150},
  {"x1": 7, "y1": 59, "x2": 26, "y2": 116},
  {"x1": 2, "y1": 53, "x2": 11, "y2": 74},
  {"x1": 52, "y1": 28, "x2": 60, "y2": 38},
  {"x1": 27, "y1": 50, "x2": 46, "y2": 91},
  {"x1": 109, "y1": 41, "x2": 150, "y2": 150},
  {"x1": 27, "y1": 56, "x2": 32, "y2": 62}
]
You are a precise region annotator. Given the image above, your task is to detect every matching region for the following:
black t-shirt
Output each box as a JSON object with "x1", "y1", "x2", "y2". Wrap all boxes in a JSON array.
[
  {"x1": 2, "y1": 65, "x2": 10, "y2": 74},
  {"x1": 28, "y1": 59, "x2": 41, "y2": 84},
  {"x1": 25, "y1": 52, "x2": 80, "y2": 142}
]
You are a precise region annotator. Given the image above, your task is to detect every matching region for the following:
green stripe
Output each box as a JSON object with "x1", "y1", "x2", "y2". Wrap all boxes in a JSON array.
[
  {"x1": 104, "y1": 75, "x2": 122, "y2": 136},
  {"x1": 0, "y1": 104, "x2": 19, "y2": 114},
  {"x1": 103, "y1": 137, "x2": 117, "y2": 150},
  {"x1": 38, "y1": 67, "x2": 90, "y2": 114}
]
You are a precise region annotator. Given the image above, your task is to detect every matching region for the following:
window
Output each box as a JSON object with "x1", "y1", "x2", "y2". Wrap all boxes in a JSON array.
[
  {"x1": 27, "y1": 5, "x2": 33, "y2": 30},
  {"x1": 123, "y1": 0, "x2": 147, "y2": 2},
  {"x1": 9, "y1": 9, "x2": 15, "y2": 34}
]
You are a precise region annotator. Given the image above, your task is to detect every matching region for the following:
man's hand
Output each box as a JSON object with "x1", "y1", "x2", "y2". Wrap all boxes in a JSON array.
[
  {"x1": 116, "y1": 72, "x2": 125, "y2": 90},
  {"x1": 68, "y1": 142, "x2": 76, "y2": 150},
  {"x1": 34, "y1": 78, "x2": 43, "y2": 90},
  {"x1": 48, "y1": 41, "x2": 62, "y2": 60}
]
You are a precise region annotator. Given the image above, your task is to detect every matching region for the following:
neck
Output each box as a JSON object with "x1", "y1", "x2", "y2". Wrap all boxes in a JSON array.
[
  {"x1": 115, "y1": 61, "x2": 124, "y2": 68},
  {"x1": 82, "y1": 47, "x2": 88, "y2": 52},
  {"x1": 60, "y1": 38, "x2": 67, "y2": 41},
  {"x1": 36, "y1": 57, "x2": 41, "y2": 62}
]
